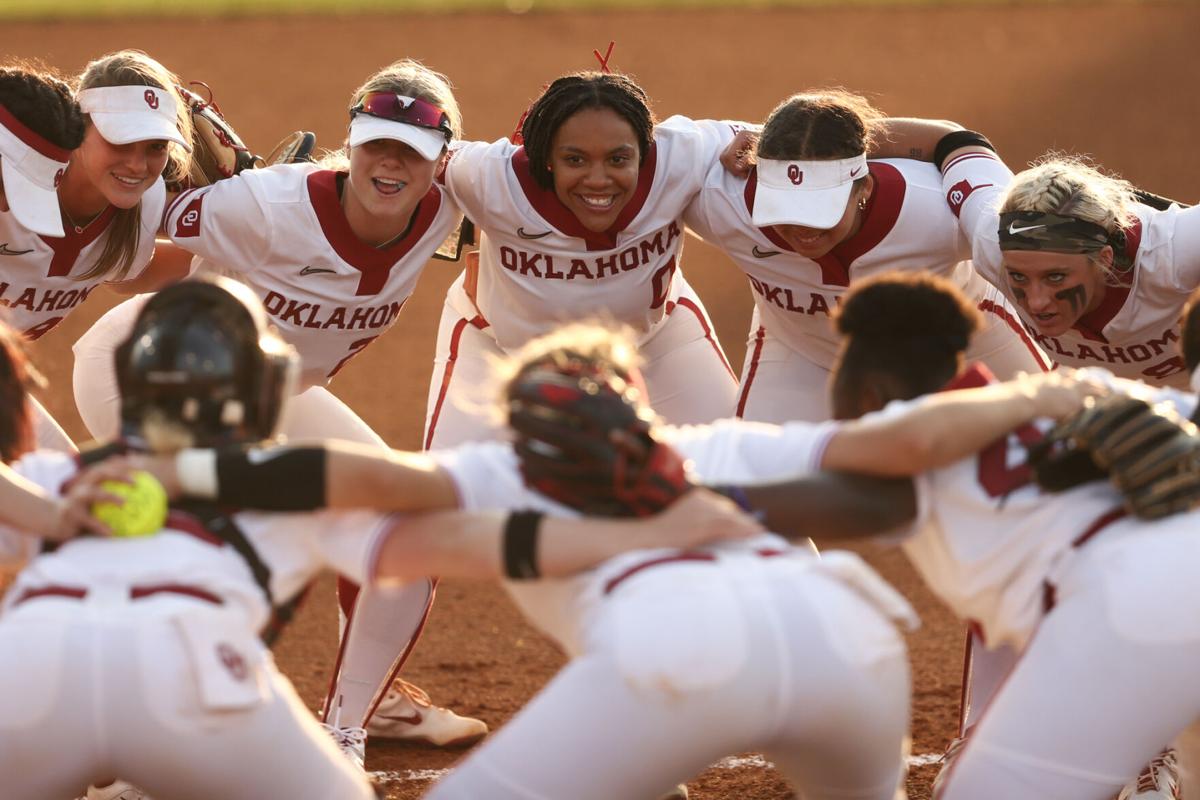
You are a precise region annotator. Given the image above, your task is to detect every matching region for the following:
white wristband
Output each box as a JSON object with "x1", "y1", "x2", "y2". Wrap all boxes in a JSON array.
[{"x1": 175, "y1": 449, "x2": 219, "y2": 499}]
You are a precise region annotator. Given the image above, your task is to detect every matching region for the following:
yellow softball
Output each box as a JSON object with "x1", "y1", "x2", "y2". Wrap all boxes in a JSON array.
[{"x1": 91, "y1": 470, "x2": 169, "y2": 539}]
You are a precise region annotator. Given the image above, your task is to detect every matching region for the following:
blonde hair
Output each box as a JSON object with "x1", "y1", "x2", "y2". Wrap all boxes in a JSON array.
[
  {"x1": 758, "y1": 89, "x2": 885, "y2": 162},
  {"x1": 75, "y1": 50, "x2": 193, "y2": 282},
  {"x1": 319, "y1": 59, "x2": 462, "y2": 171},
  {"x1": 1001, "y1": 154, "x2": 1138, "y2": 280}
]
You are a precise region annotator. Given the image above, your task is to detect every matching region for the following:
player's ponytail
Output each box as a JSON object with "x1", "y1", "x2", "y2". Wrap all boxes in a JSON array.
[{"x1": 831, "y1": 272, "x2": 980, "y2": 419}]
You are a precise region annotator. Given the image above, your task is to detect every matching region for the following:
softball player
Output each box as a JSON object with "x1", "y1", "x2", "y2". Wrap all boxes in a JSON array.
[
  {"x1": 424, "y1": 71, "x2": 740, "y2": 449},
  {"x1": 803, "y1": 272, "x2": 1200, "y2": 800},
  {"x1": 684, "y1": 90, "x2": 1049, "y2": 424},
  {"x1": 0, "y1": 53, "x2": 192, "y2": 452},
  {"x1": 152, "y1": 318, "x2": 1106, "y2": 800},
  {"x1": 70, "y1": 59, "x2": 486, "y2": 762},
  {"x1": 942, "y1": 141, "x2": 1200, "y2": 387}
]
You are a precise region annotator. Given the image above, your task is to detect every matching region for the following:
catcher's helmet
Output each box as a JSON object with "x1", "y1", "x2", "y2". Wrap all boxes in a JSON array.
[{"x1": 115, "y1": 276, "x2": 297, "y2": 447}]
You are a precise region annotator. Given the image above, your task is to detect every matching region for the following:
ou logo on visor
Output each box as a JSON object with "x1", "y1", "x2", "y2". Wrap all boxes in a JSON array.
[
  {"x1": 144, "y1": 89, "x2": 160, "y2": 110},
  {"x1": 787, "y1": 164, "x2": 803, "y2": 186}
]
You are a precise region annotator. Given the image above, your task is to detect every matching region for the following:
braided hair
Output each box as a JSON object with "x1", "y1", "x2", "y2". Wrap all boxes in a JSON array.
[
  {"x1": 520, "y1": 71, "x2": 655, "y2": 191},
  {"x1": 831, "y1": 272, "x2": 980, "y2": 419},
  {"x1": 0, "y1": 61, "x2": 84, "y2": 151}
]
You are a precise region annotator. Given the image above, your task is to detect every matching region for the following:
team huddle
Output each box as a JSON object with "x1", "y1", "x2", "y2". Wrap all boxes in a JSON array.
[{"x1": 1, "y1": 43, "x2": 1199, "y2": 800}]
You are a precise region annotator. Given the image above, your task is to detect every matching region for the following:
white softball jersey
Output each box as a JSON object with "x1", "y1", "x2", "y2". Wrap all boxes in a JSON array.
[
  {"x1": 429, "y1": 416, "x2": 900, "y2": 655},
  {"x1": 0, "y1": 450, "x2": 394, "y2": 632},
  {"x1": 440, "y1": 116, "x2": 746, "y2": 349},
  {"x1": 0, "y1": 178, "x2": 163, "y2": 340},
  {"x1": 0, "y1": 448, "x2": 382, "y2": 800},
  {"x1": 425, "y1": 418, "x2": 913, "y2": 800},
  {"x1": 944, "y1": 151, "x2": 1200, "y2": 387},
  {"x1": 164, "y1": 163, "x2": 461, "y2": 380},
  {"x1": 684, "y1": 158, "x2": 1050, "y2": 421},
  {"x1": 892, "y1": 363, "x2": 1198, "y2": 653}
]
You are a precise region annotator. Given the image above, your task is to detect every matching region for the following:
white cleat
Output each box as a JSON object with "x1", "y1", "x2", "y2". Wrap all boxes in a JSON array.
[
  {"x1": 322, "y1": 722, "x2": 368, "y2": 771},
  {"x1": 1118, "y1": 749, "x2": 1182, "y2": 800},
  {"x1": 657, "y1": 783, "x2": 689, "y2": 800},
  {"x1": 366, "y1": 678, "x2": 488, "y2": 747},
  {"x1": 85, "y1": 781, "x2": 149, "y2": 800}
]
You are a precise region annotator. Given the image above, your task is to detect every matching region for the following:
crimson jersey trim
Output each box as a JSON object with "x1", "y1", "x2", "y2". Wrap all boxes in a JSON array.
[
  {"x1": 39, "y1": 205, "x2": 118, "y2": 278},
  {"x1": 509, "y1": 143, "x2": 659, "y2": 252},
  {"x1": 306, "y1": 170, "x2": 444, "y2": 296},
  {"x1": 744, "y1": 161, "x2": 906, "y2": 287}
]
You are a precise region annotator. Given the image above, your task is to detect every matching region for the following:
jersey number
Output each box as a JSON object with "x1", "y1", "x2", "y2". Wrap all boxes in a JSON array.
[
  {"x1": 649, "y1": 256, "x2": 678, "y2": 310},
  {"x1": 328, "y1": 336, "x2": 380, "y2": 378},
  {"x1": 976, "y1": 423, "x2": 1043, "y2": 498}
]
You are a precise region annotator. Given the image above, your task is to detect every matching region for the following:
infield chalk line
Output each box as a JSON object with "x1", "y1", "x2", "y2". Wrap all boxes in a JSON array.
[{"x1": 372, "y1": 753, "x2": 942, "y2": 785}]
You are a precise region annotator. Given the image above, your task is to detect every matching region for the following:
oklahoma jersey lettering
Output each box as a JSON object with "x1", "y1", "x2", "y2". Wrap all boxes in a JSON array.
[
  {"x1": 431, "y1": 417, "x2": 835, "y2": 654},
  {"x1": 0, "y1": 178, "x2": 163, "y2": 339},
  {"x1": 686, "y1": 158, "x2": 1040, "y2": 369},
  {"x1": 165, "y1": 163, "x2": 461, "y2": 378},
  {"x1": 944, "y1": 151, "x2": 1200, "y2": 386},
  {"x1": 440, "y1": 116, "x2": 746, "y2": 349}
]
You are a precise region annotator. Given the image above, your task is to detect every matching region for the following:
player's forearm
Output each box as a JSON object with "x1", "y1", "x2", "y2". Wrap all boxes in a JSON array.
[
  {"x1": 871, "y1": 118, "x2": 963, "y2": 161},
  {"x1": 371, "y1": 511, "x2": 667, "y2": 582},
  {"x1": 823, "y1": 383, "x2": 1044, "y2": 475},
  {"x1": 164, "y1": 440, "x2": 459, "y2": 512},
  {"x1": 730, "y1": 472, "x2": 917, "y2": 539}
]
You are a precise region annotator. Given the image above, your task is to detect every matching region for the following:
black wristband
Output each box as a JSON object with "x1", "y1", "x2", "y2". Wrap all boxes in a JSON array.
[
  {"x1": 215, "y1": 446, "x2": 327, "y2": 510},
  {"x1": 503, "y1": 511, "x2": 542, "y2": 580},
  {"x1": 934, "y1": 129, "x2": 995, "y2": 171}
]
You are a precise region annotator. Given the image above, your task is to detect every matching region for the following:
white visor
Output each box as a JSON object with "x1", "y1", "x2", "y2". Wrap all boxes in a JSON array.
[
  {"x1": 751, "y1": 153, "x2": 868, "y2": 230},
  {"x1": 78, "y1": 86, "x2": 190, "y2": 150},
  {"x1": 348, "y1": 115, "x2": 446, "y2": 161},
  {"x1": 0, "y1": 105, "x2": 70, "y2": 237}
]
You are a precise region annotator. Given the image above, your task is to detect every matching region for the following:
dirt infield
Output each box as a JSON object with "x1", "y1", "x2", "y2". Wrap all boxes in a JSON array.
[{"x1": 8, "y1": 4, "x2": 1200, "y2": 797}]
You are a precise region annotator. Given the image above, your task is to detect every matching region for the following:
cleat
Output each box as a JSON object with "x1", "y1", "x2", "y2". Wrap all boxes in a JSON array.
[
  {"x1": 366, "y1": 678, "x2": 487, "y2": 747},
  {"x1": 1118, "y1": 749, "x2": 1182, "y2": 800},
  {"x1": 85, "y1": 782, "x2": 149, "y2": 800},
  {"x1": 657, "y1": 784, "x2": 689, "y2": 800},
  {"x1": 322, "y1": 722, "x2": 368, "y2": 771}
]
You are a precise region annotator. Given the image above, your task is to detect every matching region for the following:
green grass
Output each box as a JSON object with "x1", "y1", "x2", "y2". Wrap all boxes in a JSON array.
[{"x1": 0, "y1": 0, "x2": 1165, "y2": 20}]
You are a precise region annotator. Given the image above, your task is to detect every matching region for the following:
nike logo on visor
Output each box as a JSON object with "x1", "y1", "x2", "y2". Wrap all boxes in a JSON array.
[
  {"x1": 517, "y1": 228, "x2": 552, "y2": 240},
  {"x1": 1007, "y1": 222, "x2": 1046, "y2": 235}
]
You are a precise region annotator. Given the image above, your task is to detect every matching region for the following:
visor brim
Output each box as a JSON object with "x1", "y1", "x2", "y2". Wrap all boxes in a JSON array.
[
  {"x1": 2, "y1": 157, "x2": 64, "y2": 237},
  {"x1": 349, "y1": 116, "x2": 446, "y2": 161}
]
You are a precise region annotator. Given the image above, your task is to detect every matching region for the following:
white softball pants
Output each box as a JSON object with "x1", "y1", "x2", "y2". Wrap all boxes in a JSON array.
[
  {"x1": 0, "y1": 595, "x2": 375, "y2": 800},
  {"x1": 429, "y1": 553, "x2": 912, "y2": 800},
  {"x1": 423, "y1": 281, "x2": 738, "y2": 449},
  {"x1": 938, "y1": 513, "x2": 1200, "y2": 800}
]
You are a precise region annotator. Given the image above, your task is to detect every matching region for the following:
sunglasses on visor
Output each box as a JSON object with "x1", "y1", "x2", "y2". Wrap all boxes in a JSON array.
[{"x1": 349, "y1": 93, "x2": 453, "y2": 141}]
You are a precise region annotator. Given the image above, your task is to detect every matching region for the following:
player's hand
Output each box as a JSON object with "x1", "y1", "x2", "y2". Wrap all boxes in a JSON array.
[
  {"x1": 50, "y1": 462, "x2": 138, "y2": 540},
  {"x1": 635, "y1": 488, "x2": 763, "y2": 550},
  {"x1": 1021, "y1": 369, "x2": 1111, "y2": 419},
  {"x1": 719, "y1": 129, "x2": 760, "y2": 179},
  {"x1": 118, "y1": 453, "x2": 184, "y2": 500}
]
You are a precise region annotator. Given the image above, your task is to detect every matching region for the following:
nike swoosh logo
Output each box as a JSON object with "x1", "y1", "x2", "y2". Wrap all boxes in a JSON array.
[
  {"x1": 1007, "y1": 222, "x2": 1046, "y2": 236},
  {"x1": 0, "y1": 244, "x2": 34, "y2": 256},
  {"x1": 299, "y1": 265, "x2": 337, "y2": 276},
  {"x1": 373, "y1": 712, "x2": 423, "y2": 726},
  {"x1": 849, "y1": 167, "x2": 862, "y2": 178},
  {"x1": 752, "y1": 246, "x2": 781, "y2": 258},
  {"x1": 517, "y1": 227, "x2": 552, "y2": 240}
]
